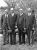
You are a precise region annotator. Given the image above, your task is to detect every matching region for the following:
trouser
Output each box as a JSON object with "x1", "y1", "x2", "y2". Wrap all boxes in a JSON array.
[
  {"x1": 19, "y1": 29, "x2": 22, "y2": 44},
  {"x1": 10, "y1": 30, "x2": 16, "y2": 44},
  {"x1": 10, "y1": 32, "x2": 12, "y2": 44},
  {"x1": 3, "y1": 30, "x2": 9, "y2": 45},
  {"x1": 32, "y1": 30, "x2": 34, "y2": 44},
  {"x1": 19, "y1": 28, "x2": 25, "y2": 44},
  {"x1": 22, "y1": 32, "x2": 25, "y2": 44}
]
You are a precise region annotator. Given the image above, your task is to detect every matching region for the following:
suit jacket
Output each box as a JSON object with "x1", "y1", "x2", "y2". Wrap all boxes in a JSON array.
[
  {"x1": 17, "y1": 13, "x2": 26, "y2": 30},
  {"x1": 1, "y1": 14, "x2": 8, "y2": 30},
  {"x1": 8, "y1": 13, "x2": 17, "y2": 30},
  {"x1": 26, "y1": 13, "x2": 35, "y2": 30}
]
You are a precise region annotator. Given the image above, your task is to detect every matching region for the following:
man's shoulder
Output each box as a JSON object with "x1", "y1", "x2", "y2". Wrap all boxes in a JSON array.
[{"x1": 2, "y1": 14, "x2": 5, "y2": 18}]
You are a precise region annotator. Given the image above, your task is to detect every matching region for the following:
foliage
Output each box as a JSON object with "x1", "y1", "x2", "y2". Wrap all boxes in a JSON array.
[{"x1": 3, "y1": 0, "x2": 37, "y2": 14}]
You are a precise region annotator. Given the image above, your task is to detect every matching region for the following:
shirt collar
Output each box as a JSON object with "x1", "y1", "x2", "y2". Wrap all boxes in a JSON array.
[
  {"x1": 20, "y1": 13, "x2": 23, "y2": 16},
  {"x1": 5, "y1": 14, "x2": 8, "y2": 18},
  {"x1": 11, "y1": 13, "x2": 14, "y2": 16},
  {"x1": 28, "y1": 13, "x2": 31, "y2": 16}
]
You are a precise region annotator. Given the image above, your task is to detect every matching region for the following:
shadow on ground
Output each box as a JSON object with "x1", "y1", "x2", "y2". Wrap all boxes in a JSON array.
[{"x1": 0, "y1": 42, "x2": 37, "y2": 50}]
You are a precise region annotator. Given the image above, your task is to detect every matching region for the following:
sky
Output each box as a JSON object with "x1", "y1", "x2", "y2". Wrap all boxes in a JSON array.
[{"x1": 0, "y1": 0, "x2": 8, "y2": 7}]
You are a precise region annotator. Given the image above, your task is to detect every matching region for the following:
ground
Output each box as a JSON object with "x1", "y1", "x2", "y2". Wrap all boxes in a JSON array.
[
  {"x1": 0, "y1": 42, "x2": 37, "y2": 50},
  {"x1": 0, "y1": 35, "x2": 37, "y2": 50}
]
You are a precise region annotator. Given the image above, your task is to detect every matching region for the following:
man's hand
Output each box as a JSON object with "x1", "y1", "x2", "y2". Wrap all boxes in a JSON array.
[
  {"x1": 8, "y1": 26, "x2": 11, "y2": 30},
  {"x1": 8, "y1": 30, "x2": 12, "y2": 33}
]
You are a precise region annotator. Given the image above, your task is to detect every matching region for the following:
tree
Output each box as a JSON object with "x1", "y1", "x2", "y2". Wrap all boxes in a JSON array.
[{"x1": 3, "y1": 0, "x2": 37, "y2": 14}]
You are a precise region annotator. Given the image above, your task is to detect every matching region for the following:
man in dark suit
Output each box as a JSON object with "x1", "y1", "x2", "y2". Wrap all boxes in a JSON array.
[
  {"x1": 8, "y1": 12, "x2": 17, "y2": 45},
  {"x1": 1, "y1": 11, "x2": 9, "y2": 45},
  {"x1": 17, "y1": 13, "x2": 26, "y2": 44},
  {"x1": 25, "y1": 8, "x2": 36, "y2": 45},
  {"x1": 31, "y1": 9, "x2": 36, "y2": 44}
]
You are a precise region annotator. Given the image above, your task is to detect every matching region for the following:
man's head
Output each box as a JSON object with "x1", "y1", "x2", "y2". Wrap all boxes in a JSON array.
[
  {"x1": 5, "y1": 9, "x2": 8, "y2": 14},
  {"x1": 19, "y1": 8, "x2": 23, "y2": 16},
  {"x1": 10, "y1": 8, "x2": 14, "y2": 13},
  {"x1": 27, "y1": 8, "x2": 31, "y2": 16},
  {"x1": 27, "y1": 8, "x2": 31, "y2": 12},
  {"x1": 5, "y1": 9, "x2": 9, "y2": 17}
]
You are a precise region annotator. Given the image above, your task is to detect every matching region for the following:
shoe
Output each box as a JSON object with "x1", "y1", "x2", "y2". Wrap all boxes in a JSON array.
[
  {"x1": 3, "y1": 43, "x2": 6, "y2": 45},
  {"x1": 19, "y1": 42, "x2": 22, "y2": 45},
  {"x1": 14, "y1": 42, "x2": 16, "y2": 44}
]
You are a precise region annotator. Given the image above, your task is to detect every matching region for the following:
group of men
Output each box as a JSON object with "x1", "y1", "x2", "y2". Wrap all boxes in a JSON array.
[
  {"x1": 1, "y1": 8, "x2": 18, "y2": 45},
  {"x1": 1, "y1": 8, "x2": 36, "y2": 45}
]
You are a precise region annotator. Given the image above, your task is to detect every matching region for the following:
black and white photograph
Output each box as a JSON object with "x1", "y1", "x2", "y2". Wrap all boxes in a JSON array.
[{"x1": 0, "y1": 0, "x2": 37, "y2": 50}]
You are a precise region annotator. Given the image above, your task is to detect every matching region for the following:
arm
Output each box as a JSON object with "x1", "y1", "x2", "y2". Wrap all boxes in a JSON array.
[{"x1": 1, "y1": 15, "x2": 3, "y2": 28}]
